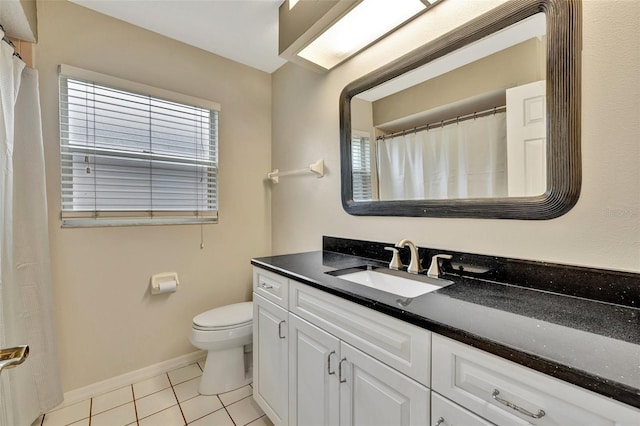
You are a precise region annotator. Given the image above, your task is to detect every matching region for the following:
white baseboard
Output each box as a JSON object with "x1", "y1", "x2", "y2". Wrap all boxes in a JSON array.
[{"x1": 55, "y1": 350, "x2": 206, "y2": 409}]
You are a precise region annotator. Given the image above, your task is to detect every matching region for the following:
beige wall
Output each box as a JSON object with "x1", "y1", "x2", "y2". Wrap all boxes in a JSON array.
[
  {"x1": 272, "y1": 0, "x2": 640, "y2": 273},
  {"x1": 36, "y1": 1, "x2": 271, "y2": 391}
]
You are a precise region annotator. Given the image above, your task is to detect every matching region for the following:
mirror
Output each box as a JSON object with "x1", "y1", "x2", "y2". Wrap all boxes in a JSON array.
[{"x1": 340, "y1": 0, "x2": 581, "y2": 219}]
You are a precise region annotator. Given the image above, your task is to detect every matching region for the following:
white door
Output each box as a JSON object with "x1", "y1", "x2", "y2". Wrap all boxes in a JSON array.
[
  {"x1": 506, "y1": 80, "x2": 547, "y2": 197},
  {"x1": 288, "y1": 314, "x2": 340, "y2": 426},
  {"x1": 253, "y1": 294, "x2": 289, "y2": 426},
  {"x1": 339, "y1": 342, "x2": 430, "y2": 426}
]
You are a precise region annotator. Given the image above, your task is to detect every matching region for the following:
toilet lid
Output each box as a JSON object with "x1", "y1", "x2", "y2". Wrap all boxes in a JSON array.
[{"x1": 193, "y1": 301, "x2": 253, "y2": 329}]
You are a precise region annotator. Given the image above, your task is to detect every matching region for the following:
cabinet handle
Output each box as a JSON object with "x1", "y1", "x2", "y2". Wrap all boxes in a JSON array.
[
  {"x1": 260, "y1": 281, "x2": 273, "y2": 289},
  {"x1": 338, "y1": 358, "x2": 347, "y2": 383},
  {"x1": 491, "y1": 389, "x2": 545, "y2": 419},
  {"x1": 327, "y1": 351, "x2": 336, "y2": 375},
  {"x1": 278, "y1": 320, "x2": 286, "y2": 339},
  {"x1": 434, "y1": 417, "x2": 445, "y2": 426}
]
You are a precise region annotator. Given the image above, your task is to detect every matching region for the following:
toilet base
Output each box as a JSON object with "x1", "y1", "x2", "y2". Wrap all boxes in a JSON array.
[{"x1": 198, "y1": 345, "x2": 252, "y2": 395}]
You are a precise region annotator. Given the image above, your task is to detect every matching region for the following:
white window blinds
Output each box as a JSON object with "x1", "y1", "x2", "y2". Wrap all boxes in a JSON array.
[
  {"x1": 58, "y1": 65, "x2": 220, "y2": 227},
  {"x1": 351, "y1": 134, "x2": 373, "y2": 201}
]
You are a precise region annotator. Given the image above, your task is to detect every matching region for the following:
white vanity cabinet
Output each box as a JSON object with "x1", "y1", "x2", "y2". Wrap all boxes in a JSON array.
[
  {"x1": 253, "y1": 267, "x2": 640, "y2": 426},
  {"x1": 287, "y1": 279, "x2": 432, "y2": 425},
  {"x1": 288, "y1": 313, "x2": 431, "y2": 426},
  {"x1": 432, "y1": 334, "x2": 640, "y2": 426},
  {"x1": 253, "y1": 268, "x2": 432, "y2": 426},
  {"x1": 253, "y1": 269, "x2": 290, "y2": 426}
]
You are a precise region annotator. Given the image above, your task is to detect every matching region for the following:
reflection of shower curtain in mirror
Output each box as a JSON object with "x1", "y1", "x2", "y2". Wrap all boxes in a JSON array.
[{"x1": 377, "y1": 112, "x2": 507, "y2": 200}]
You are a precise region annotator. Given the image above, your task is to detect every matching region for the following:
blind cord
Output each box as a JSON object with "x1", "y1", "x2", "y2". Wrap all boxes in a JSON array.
[{"x1": 199, "y1": 109, "x2": 205, "y2": 249}]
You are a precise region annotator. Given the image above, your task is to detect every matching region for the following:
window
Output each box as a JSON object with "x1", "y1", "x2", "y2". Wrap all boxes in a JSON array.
[
  {"x1": 351, "y1": 132, "x2": 373, "y2": 201},
  {"x1": 58, "y1": 65, "x2": 220, "y2": 227}
]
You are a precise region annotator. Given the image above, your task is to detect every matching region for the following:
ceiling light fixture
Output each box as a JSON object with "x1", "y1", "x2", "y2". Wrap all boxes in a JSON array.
[{"x1": 279, "y1": 0, "x2": 438, "y2": 72}]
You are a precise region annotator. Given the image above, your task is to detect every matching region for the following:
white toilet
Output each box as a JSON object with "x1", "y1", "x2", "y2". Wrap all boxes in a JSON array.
[{"x1": 190, "y1": 301, "x2": 253, "y2": 395}]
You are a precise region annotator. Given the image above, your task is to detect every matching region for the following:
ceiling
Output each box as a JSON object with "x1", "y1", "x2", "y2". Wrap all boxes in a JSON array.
[{"x1": 69, "y1": 0, "x2": 287, "y2": 74}]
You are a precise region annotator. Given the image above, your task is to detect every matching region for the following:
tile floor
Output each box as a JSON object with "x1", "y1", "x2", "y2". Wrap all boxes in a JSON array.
[{"x1": 38, "y1": 360, "x2": 272, "y2": 426}]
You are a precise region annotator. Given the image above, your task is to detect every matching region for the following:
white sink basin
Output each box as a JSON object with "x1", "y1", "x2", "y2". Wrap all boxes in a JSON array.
[{"x1": 335, "y1": 269, "x2": 452, "y2": 298}]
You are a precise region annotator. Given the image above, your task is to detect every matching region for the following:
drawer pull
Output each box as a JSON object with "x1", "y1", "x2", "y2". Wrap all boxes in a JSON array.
[
  {"x1": 338, "y1": 358, "x2": 348, "y2": 383},
  {"x1": 260, "y1": 282, "x2": 273, "y2": 289},
  {"x1": 492, "y1": 389, "x2": 546, "y2": 419},
  {"x1": 434, "y1": 417, "x2": 445, "y2": 426},
  {"x1": 278, "y1": 320, "x2": 286, "y2": 339},
  {"x1": 327, "y1": 350, "x2": 336, "y2": 375}
]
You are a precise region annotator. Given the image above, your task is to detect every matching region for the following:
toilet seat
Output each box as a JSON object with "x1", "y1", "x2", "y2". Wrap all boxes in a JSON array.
[
  {"x1": 192, "y1": 301, "x2": 253, "y2": 331},
  {"x1": 192, "y1": 321, "x2": 252, "y2": 332}
]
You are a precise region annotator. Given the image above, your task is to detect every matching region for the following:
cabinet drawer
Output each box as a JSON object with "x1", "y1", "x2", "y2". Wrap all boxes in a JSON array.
[
  {"x1": 289, "y1": 280, "x2": 431, "y2": 386},
  {"x1": 253, "y1": 267, "x2": 288, "y2": 308},
  {"x1": 432, "y1": 393, "x2": 494, "y2": 426},
  {"x1": 432, "y1": 335, "x2": 640, "y2": 426}
]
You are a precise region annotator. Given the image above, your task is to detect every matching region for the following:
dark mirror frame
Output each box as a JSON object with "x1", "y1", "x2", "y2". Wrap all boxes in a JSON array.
[{"x1": 340, "y1": 0, "x2": 581, "y2": 220}]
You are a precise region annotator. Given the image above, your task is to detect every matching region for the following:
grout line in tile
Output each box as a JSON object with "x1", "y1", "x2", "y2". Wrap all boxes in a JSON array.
[
  {"x1": 187, "y1": 406, "x2": 228, "y2": 425},
  {"x1": 179, "y1": 393, "x2": 199, "y2": 405},
  {"x1": 235, "y1": 394, "x2": 254, "y2": 404},
  {"x1": 131, "y1": 384, "x2": 139, "y2": 425},
  {"x1": 138, "y1": 405, "x2": 178, "y2": 424},
  {"x1": 232, "y1": 394, "x2": 258, "y2": 426},
  {"x1": 169, "y1": 380, "x2": 187, "y2": 426},
  {"x1": 217, "y1": 393, "x2": 238, "y2": 426},
  {"x1": 133, "y1": 384, "x2": 171, "y2": 401},
  {"x1": 223, "y1": 405, "x2": 238, "y2": 426}
]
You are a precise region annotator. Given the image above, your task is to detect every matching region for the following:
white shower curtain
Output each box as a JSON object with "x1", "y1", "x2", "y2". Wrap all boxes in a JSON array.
[
  {"x1": 0, "y1": 34, "x2": 62, "y2": 425},
  {"x1": 377, "y1": 112, "x2": 508, "y2": 200}
]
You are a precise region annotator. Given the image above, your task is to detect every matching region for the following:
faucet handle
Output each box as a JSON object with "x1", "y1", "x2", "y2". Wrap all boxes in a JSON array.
[
  {"x1": 427, "y1": 254, "x2": 453, "y2": 278},
  {"x1": 384, "y1": 247, "x2": 403, "y2": 270}
]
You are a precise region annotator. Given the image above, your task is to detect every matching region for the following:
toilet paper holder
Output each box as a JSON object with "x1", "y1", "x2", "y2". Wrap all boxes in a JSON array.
[{"x1": 150, "y1": 272, "x2": 179, "y2": 295}]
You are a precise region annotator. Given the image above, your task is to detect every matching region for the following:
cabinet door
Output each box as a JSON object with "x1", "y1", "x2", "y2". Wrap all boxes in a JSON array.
[
  {"x1": 288, "y1": 314, "x2": 340, "y2": 426},
  {"x1": 339, "y1": 342, "x2": 430, "y2": 426},
  {"x1": 253, "y1": 294, "x2": 289, "y2": 426},
  {"x1": 431, "y1": 393, "x2": 494, "y2": 426}
]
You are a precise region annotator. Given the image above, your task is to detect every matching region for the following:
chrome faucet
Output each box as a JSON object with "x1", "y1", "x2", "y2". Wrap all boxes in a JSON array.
[
  {"x1": 427, "y1": 254, "x2": 453, "y2": 278},
  {"x1": 395, "y1": 239, "x2": 422, "y2": 274}
]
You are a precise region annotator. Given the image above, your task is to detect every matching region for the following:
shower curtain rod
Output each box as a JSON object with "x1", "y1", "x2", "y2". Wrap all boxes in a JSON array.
[
  {"x1": 376, "y1": 105, "x2": 506, "y2": 141},
  {"x1": 0, "y1": 24, "x2": 23, "y2": 61}
]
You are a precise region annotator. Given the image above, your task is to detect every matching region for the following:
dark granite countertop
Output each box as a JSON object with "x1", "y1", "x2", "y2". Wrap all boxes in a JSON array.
[{"x1": 251, "y1": 250, "x2": 640, "y2": 410}]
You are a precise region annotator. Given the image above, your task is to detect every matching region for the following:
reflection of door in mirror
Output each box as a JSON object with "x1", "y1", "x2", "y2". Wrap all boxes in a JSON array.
[
  {"x1": 506, "y1": 80, "x2": 547, "y2": 197},
  {"x1": 350, "y1": 13, "x2": 547, "y2": 202}
]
